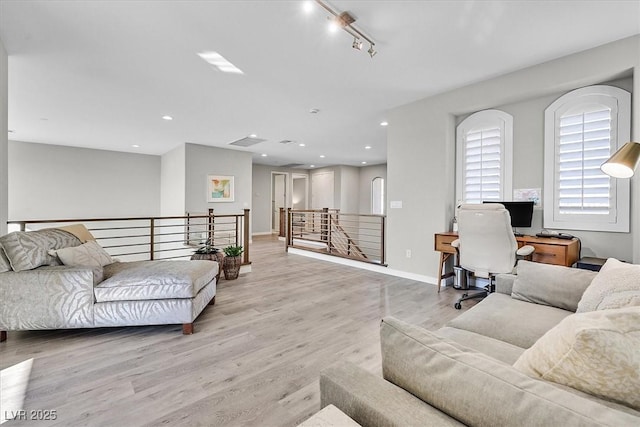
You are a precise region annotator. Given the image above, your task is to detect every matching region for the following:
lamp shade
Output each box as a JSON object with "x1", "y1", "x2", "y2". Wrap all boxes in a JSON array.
[{"x1": 600, "y1": 142, "x2": 640, "y2": 178}]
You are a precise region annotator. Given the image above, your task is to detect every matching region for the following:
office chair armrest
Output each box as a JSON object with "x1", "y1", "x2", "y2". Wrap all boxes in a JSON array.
[
  {"x1": 516, "y1": 245, "x2": 534, "y2": 257},
  {"x1": 450, "y1": 239, "x2": 460, "y2": 248}
]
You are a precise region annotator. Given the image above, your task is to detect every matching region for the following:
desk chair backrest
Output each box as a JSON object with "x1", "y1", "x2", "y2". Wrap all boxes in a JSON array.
[{"x1": 457, "y1": 203, "x2": 517, "y2": 278}]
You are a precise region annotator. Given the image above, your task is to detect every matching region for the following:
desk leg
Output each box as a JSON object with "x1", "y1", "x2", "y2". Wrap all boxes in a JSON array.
[{"x1": 437, "y1": 252, "x2": 452, "y2": 293}]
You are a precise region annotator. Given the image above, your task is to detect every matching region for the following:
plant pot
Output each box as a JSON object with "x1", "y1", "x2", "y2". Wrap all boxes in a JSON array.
[
  {"x1": 223, "y1": 256, "x2": 242, "y2": 280},
  {"x1": 191, "y1": 252, "x2": 225, "y2": 282}
]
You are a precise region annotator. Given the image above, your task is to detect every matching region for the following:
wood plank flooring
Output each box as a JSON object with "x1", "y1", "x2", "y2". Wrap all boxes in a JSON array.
[{"x1": 0, "y1": 235, "x2": 475, "y2": 426}]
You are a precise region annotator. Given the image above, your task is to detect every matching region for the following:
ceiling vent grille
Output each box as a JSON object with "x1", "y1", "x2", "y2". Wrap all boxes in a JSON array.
[
  {"x1": 280, "y1": 163, "x2": 305, "y2": 168},
  {"x1": 228, "y1": 136, "x2": 266, "y2": 147},
  {"x1": 279, "y1": 140, "x2": 295, "y2": 145}
]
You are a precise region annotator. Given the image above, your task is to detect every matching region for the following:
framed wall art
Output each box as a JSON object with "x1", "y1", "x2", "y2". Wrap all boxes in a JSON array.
[{"x1": 207, "y1": 175, "x2": 234, "y2": 202}]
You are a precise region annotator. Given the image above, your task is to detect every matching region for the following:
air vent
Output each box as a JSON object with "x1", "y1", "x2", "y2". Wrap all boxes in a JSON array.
[
  {"x1": 279, "y1": 140, "x2": 295, "y2": 145},
  {"x1": 280, "y1": 163, "x2": 305, "y2": 168},
  {"x1": 229, "y1": 136, "x2": 266, "y2": 147}
]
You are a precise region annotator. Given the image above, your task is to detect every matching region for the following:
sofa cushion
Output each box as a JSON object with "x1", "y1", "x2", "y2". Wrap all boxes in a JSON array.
[
  {"x1": 447, "y1": 293, "x2": 571, "y2": 348},
  {"x1": 577, "y1": 258, "x2": 640, "y2": 313},
  {"x1": 49, "y1": 241, "x2": 114, "y2": 268},
  {"x1": 380, "y1": 317, "x2": 640, "y2": 427},
  {"x1": 0, "y1": 229, "x2": 81, "y2": 272},
  {"x1": 514, "y1": 306, "x2": 640, "y2": 410},
  {"x1": 95, "y1": 260, "x2": 217, "y2": 302},
  {"x1": 436, "y1": 326, "x2": 524, "y2": 364},
  {"x1": 0, "y1": 244, "x2": 11, "y2": 273},
  {"x1": 511, "y1": 260, "x2": 596, "y2": 311}
]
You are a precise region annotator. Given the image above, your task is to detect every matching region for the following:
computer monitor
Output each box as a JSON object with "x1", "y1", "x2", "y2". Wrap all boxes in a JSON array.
[{"x1": 483, "y1": 201, "x2": 534, "y2": 228}]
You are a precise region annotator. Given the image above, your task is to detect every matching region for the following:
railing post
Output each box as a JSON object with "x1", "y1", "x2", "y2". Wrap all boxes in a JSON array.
[
  {"x1": 279, "y1": 207, "x2": 285, "y2": 237},
  {"x1": 150, "y1": 218, "x2": 155, "y2": 260},
  {"x1": 186, "y1": 212, "x2": 191, "y2": 245},
  {"x1": 208, "y1": 208, "x2": 214, "y2": 245},
  {"x1": 19, "y1": 222, "x2": 25, "y2": 232},
  {"x1": 243, "y1": 209, "x2": 250, "y2": 264},
  {"x1": 381, "y1": 216, "x2": 386, "y2": 265},
  {"x1": 321, "y1": 207, "x2": 328, "y2": 242},
  {"x1": 286, "y1": 208, "x2": 292, "y2": 251}
]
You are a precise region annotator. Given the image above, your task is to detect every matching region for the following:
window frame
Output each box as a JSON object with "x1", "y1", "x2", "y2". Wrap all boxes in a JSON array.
[
  {"x1": 456, "y1": 109, "x2": 513, "y2": 204},
  {"x1": 543, "y1": 85, "x2": 631, "y2": 233}
]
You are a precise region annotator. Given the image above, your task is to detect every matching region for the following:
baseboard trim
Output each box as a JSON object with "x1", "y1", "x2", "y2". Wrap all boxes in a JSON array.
[
  {"x1": 287, "y1": 248, "x2": 438, "y2": 286},
  {"x1": 252, "y1": 232, "x2": 274, "y2": 236}
]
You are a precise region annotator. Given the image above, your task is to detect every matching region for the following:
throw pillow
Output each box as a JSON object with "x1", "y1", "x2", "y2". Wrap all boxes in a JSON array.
[
  {"x1": 49, "y1": 240, "x2": 114, "y2": 268},
  {"x1": 0, "y1": 244, "x2": 11, "y2": 273},
  {"x1": 577, "y1": 258, "x2": 640, "y2": 313},
  {"x1": 513, "y1": 306, "x2": 640, "y2": 410},
  {"x1": 512, "y1": 260, "x2": 596, "y2": 311},
  {"x1": 0, "y1": 229, "x2": 81, "y2": 271}
]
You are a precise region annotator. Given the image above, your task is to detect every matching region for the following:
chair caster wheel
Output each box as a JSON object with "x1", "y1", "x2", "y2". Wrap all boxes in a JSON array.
[{"x1": 454, "y1": 302, "x2": 462, "y2": 310}]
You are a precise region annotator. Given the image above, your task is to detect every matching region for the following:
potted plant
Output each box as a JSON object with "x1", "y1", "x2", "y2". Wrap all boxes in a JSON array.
[
  {"x1": 222, "y1": 245, "x2": 243, "y2": 280},
  {"x1": 191, "y1": 239, "x2": 224, "y2": 281}
]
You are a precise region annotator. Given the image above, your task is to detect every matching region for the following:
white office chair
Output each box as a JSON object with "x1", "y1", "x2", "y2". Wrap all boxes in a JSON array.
[{"x1": 451, "y1": 203, "x2": 534, "y2": 309}]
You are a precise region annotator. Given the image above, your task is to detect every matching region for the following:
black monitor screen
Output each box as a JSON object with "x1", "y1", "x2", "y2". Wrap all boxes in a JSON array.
[{"x1": 483, "y1": 201, "x2": 534, "y2": 228}]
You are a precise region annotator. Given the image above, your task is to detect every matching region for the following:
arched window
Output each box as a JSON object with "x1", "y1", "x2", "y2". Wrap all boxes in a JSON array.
[
  {"x1": 456, "y1": 110, "x2": 513, "y2": 203},
  {"x1": 371, "y1": 177, "x2": 385, "y2": 215},
  {"x1": 543, "y1": 85, "x2": 631, "y2": 232}
]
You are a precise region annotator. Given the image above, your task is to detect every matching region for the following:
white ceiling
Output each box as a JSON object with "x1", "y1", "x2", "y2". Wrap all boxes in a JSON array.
[{"x1": 2, "y1": 0, "x2": 639, "y2": 169}]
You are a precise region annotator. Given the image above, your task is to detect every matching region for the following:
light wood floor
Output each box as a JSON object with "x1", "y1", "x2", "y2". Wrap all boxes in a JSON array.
[{"x1": 1, "y1": 235, "x2": 475, "y2": 426}]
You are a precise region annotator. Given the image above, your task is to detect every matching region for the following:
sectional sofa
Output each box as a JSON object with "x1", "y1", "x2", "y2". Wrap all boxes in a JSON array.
[
  {"x1": 320, "y1": 260, "x2": 640, "y2": 426},
  {"x1": 0, "y1": 227, "x2": 218, "y2": 341}
]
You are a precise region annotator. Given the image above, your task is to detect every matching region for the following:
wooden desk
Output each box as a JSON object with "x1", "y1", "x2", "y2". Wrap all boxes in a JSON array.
[{"x1": 434, "y1": 232, "x2": 580, "y2": 292}]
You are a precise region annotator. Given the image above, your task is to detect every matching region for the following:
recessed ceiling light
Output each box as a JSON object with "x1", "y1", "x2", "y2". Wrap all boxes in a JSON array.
[
  {"x1": 261, "y1": 153, "x2": 267, "y2": 157},
  {"x1": 132, "y1": 144, "x2": 140, "y2": 148},
  {"x1": 310, "y1": 165, "x2": 315, "y2": 168},
  {"x1": 380, "y1": 121, "x2": 388, "y2": 126},
  {"x1": 299, "y1": 143, "x2": 305, "y2": 147},
  {"x1": 320, "y1": 155, "x2": 325, "y2": 158},
  {"x1": 361, "y1": 161, "x2": 367, "y2": 165},
  {"x1": 162, "y1": 115, "x2": 173, "y2": 121},
  {"x1": 302, "y1": 1, "x2": 314, "y2": 13},
  {"x1": 197, "y1": 51, "x2": 244, "y2": 74},
  {"x1": 249, "y1": 134, "x2": 257, "y2": 138},
  {"x1": 365, "y1": 145, "x2": 371, "y2": 150},
  {"x1": 328, "y1": 20, "x2": 340, "y2": 33}
]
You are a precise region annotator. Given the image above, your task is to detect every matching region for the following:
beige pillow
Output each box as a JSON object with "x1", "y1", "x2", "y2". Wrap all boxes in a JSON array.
[
  {"x1": 0, "y1": 244, "x2": 11, "y2": 273},
  {"x1": 49, "y1": 240, "x2": 114, "y2": 268},
  {"x1": 577, "y1": 258, "x2": 640, "y2": 313},
  {"x1": 513, "y1": 306, "x2": 640, "y2": 410}
]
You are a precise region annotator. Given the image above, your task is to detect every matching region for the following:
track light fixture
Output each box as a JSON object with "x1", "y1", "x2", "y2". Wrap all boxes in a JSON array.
[{"x1": 313, "y1": 0, "x2": 378, "y2": 58}]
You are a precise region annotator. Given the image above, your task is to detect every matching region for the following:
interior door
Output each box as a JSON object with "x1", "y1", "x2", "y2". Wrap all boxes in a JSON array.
[
  {"x1": 272, "y1": 173, "x2": 286, "y2": 231},
  {"x1": 311, "y1": 171, "x2": 334, "y2": 209}
]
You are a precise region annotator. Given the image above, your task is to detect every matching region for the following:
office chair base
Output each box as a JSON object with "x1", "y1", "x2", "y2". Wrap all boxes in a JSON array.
[{"x1": 454, "y1": 285, "x2": 492, "y2": 309}]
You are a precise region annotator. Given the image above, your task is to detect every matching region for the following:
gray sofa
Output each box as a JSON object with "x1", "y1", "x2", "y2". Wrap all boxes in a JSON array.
[
  {"x1": 320, "y1": 261, "x2": 640, "y2": 426},
  {"x1": 0, "y1": 228, "x2": 217, "y2": 341}
]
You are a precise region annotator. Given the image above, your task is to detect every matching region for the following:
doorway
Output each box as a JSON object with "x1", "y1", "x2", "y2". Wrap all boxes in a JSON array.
[
  {"x1": 271, "y1": 172, "x2": 288, "y2": 233},
  {"x1": 292, "y1": 174, "x2": 309, "y2": 210}
]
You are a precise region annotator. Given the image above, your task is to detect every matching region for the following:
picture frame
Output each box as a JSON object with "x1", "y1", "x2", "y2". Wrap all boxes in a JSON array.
[{"x1": 207, "y1": 175, "x2": 234, "y2": 202}]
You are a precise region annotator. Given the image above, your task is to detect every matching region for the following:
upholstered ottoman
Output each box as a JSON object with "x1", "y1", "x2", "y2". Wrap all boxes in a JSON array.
[{"x1": 93, "y1": 260, "x2": 218, "y2": 334}]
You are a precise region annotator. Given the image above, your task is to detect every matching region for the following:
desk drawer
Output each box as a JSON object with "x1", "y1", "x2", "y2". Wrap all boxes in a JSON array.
[
  {"x1": 529, "y1": 243, "x2": 567, "y2": 266},
  {"x1": 435, "y1": 234, "x2": 457, "y2": 254}
]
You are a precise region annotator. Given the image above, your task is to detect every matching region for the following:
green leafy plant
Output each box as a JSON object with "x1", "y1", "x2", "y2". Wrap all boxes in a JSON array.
[
  {"x1": 195, "y1": 239, "x2": 220, "y2": 254},
  {"x1": 223, "y1": 245, "x2": 243, "y2": 257}
]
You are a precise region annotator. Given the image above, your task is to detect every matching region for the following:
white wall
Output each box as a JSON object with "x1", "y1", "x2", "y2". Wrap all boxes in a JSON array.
[
  {"x1": 8, "y1": 141, "x2": 161, "y2": 219},
  {"x1": 184, "y1": 143, "x2": 252, "y2": 216},
  {"x1": 0, "y1": 38, "x2": 7, "y2": 235},
  {"x1": 160, "y1": 144, "x2": 186, "y2": 216},
  {"x1": 358, "y1": 164, "x2": 387, "y2": 215},
  {"x1": 387, "y1": 35, "x2": 640, "y2": 280}
]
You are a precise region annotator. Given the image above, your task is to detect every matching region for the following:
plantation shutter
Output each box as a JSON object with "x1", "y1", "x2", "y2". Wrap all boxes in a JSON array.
[
  {"x1": 556, "y1": 107, "x2": 612, "y2": 216},
  {"x1": 463, "y1": 126, "x2": 502, "y2": 203}
]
